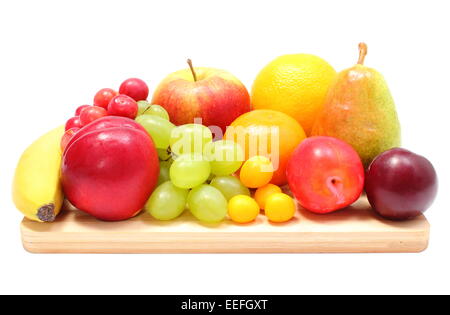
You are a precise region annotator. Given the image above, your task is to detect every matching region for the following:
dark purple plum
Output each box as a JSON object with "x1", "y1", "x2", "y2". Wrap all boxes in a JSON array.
[{"x1": 365, "y1": 148, "x2": 438, "y2": 220}]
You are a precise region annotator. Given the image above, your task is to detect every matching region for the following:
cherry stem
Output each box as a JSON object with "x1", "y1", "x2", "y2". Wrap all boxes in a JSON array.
[
  {"x1": 187, "y1": 59, "x2": 197, "y2": 82},
  {"x1": 357, "y1": 43, "x2": 368, "y2": 65}
]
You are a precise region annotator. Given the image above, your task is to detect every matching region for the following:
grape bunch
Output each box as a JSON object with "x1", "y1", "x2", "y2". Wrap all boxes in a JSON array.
[
  {"x1": 136, "y1": 106, "x2": 251, "y2": 223},
  {"x1": 136, "y1": 104, "x2": 296, "y2": 224}
]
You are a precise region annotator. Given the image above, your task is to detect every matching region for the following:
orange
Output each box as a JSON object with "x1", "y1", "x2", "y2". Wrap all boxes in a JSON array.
[
  {"x1": 254, "y1": 184, "x2": 282, "y2": 209},
  {"x1": 224, "y1": 109, "x2": 306, "y2": 185},
  {"x1": 251, "y1": 54, "x2": 336, "y2": 135}
]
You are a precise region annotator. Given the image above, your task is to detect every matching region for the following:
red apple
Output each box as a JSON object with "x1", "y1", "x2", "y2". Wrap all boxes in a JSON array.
[
  {"x1": 152, "y1": 60, "x2": 250, "y2": 133},
  {"x1": 62, "y1": 126, "x2": 159, "y2": 221},
  {"x1": 287, "y1": 136, "x2": 365, "y2": 214}
]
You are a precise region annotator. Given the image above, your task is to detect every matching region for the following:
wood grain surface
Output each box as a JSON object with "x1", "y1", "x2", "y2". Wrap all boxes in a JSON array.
[{"x1": 21, "y1": 197, "x2": 430, "y2": 253}]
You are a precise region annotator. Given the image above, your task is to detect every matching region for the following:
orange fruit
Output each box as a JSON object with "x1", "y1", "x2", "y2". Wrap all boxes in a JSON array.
[
  {"x1": 251, "y1": 54, "x2": 336, "y2": 135},
  {"x1": 224, "y1": 109, "x2": 306, "y2": 185}
]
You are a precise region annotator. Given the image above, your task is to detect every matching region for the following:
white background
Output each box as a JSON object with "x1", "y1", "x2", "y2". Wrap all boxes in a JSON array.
[{"x1": 0, "y1": 0, "x2": 449, "y2": 295}]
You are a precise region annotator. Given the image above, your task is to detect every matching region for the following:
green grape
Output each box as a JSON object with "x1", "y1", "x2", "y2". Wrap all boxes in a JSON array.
[
  {"x1": 204, "y1": 140, "x2": 244, "y2": 176},
  {"x1": 210, "y1": 176, "x2": 250, "y2": 201},
  {"x1": 135, "y1": 115, "x2": 175, "y2": 149},
  {"x1": 146, "y1": 105, "x2": 170, "y2": 120},
  {"x1": 137, "y1": 102, "x2": 170, "y2": 120},
  {"x1": 137, "y1": 100, "x2": 152, "y2": 116},
  {"x1": 157, "y1": 148, "x2": 172, "y2": 161},
  {"x1": 157, "y1": 160, "x2": 172, "y2": 186},
  {"x1": 187, "y1": 184, "x2": 227, "y2": 223},
  {"x1": 145, "y1": 181, "x2": 188, "y2": 220},
  {"x1": 170, "y1": 124, "x2": 212, "y2": 155},
  {"x1": 170, "y1": 153, "x2": 211, "y2": 189}
]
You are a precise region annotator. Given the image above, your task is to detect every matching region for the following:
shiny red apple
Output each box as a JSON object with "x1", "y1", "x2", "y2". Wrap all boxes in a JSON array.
[
  {"x1": 152, "y1": 60, "x2": 250, "y2": 133},
  {"x1": 287, "y1": 136, "x2": 365, "y2": 214},
  {"x1": 365, "y1": 148, "x2": 438, "y2": 220},
  {"x1": 61, "y1": 118, "x2": 159, "y2": 221}
]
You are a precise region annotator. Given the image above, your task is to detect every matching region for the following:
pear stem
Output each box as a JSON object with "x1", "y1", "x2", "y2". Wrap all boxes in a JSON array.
[
  {"x1": 357, "y1": 43, "x2": 368, "y2": 65},
  {"x1": 187, "y1": 59, "x2": 197, "y2": 82}
]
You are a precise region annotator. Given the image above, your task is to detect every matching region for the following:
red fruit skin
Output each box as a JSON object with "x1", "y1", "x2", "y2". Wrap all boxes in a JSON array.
[
  {"x1": 152, "y1": 74, "x2": 250, "y2": 134},
  {"x1": 62, "y1": 127, "x2": 159, "y2": 221},
  {"x1": 75, "y1": 105, "x2": 91, "y2": 116},
  {"x1": 119, "y1": 78, "x2": 149, "y2": 101},
  {"x1": 79, "y1": 106, "x2": 108, "y2": 126},
  {"x1": 287, "y1": 136, "x2": 365, "y2": 214},
  {"x1": 107, "y1": 94, "x2": 138, "y2": 119},
  {"x1": 365, "y1": 148, "x2": 438, "y2": 220},
  {"x1": 61, "y1": 128, "x2": 80, "y2": 151},
  {"x1": 64, "y1": 116, "x2": 147, "y2": 154},
  {"x1": 94, "y1": 88, "x2": 119, "y2": 109},
  {"x1": 65, "y1": 116, "x2": 83, "y2": 131}
]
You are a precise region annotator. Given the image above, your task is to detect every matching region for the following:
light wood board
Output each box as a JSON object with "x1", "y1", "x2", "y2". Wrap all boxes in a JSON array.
[{"x1": 21, "y1": 197, "x2": 429, "y2": 254}]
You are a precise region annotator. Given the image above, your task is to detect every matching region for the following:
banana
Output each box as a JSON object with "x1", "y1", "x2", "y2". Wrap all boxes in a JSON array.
[{"x1": 12, "y1": 126, "x2": 65, "y2": 222}]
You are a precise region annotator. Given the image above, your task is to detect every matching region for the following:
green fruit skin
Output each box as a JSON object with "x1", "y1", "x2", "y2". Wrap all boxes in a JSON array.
[
  {"x1": 187, "y1": 185, "x2": 227, "y2": 223},
  {"x1": 145, "y1": 181, "x2": 188, "y2": 221},
  {"x1": 210, "y1": 176, "x2": 250, "y2": 201},
  {"x1": 157, "y1": 160, "x2": 172, "y2": 186},
  {"x1": 312, "y1": 64, "x2": 401, "y2": 167}
]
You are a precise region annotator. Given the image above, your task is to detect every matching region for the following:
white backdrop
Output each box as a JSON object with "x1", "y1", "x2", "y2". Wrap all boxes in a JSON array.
[{"x1": 1, "y1": 0, "x2": 449, "y2": 294}]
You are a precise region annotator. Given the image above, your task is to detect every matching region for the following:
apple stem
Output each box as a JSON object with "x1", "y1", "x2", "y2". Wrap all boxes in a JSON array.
[
  {"x1": 357, "y1": 43, "x2": 368, "y2": 65},
  {"x1": 187, "y1": 59, "x2": 197, "y2": 82}
]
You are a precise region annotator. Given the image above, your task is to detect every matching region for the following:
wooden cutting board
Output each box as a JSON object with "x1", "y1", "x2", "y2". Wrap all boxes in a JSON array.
[{"x1": 21, "y1": 196, "x2": 429, "y2": 254}]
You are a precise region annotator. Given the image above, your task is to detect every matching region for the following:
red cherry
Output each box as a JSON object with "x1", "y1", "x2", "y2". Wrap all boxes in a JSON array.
[
  {"x1": 65, "y1": 116, "x2": 83, "y2": 131},
  {"x1": 75, "y1": 105, "x2": 91, "y2": 116},
  {"x1": 79, "y1": 106, "x2": 108, "y2": 126},
  {"x1": 94, "y1": 88, "x2": 118, "y2": 109},
  {"x1": 107, "y1": 94, "x2": 138, "y2": 119},
  {"x1": 119, "y1": 78, "x2": 149, "y2": 101},
  {"x1": 61, "y1": 128, "x2": 80, "y2": 151}
]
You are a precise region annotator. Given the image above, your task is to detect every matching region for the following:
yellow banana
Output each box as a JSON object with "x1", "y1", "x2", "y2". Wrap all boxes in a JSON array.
[{"x1": 12, "y1": 126, "x2": 65, "y2": 222}]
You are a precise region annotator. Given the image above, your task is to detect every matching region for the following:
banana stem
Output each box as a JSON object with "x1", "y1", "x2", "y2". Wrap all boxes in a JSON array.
[
  {"x1": 187, "y1": 59, "x2": 198, "y2": 82},
  {"x1": 357, "y1": 43, "x2": 368, "y2": 65}
]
